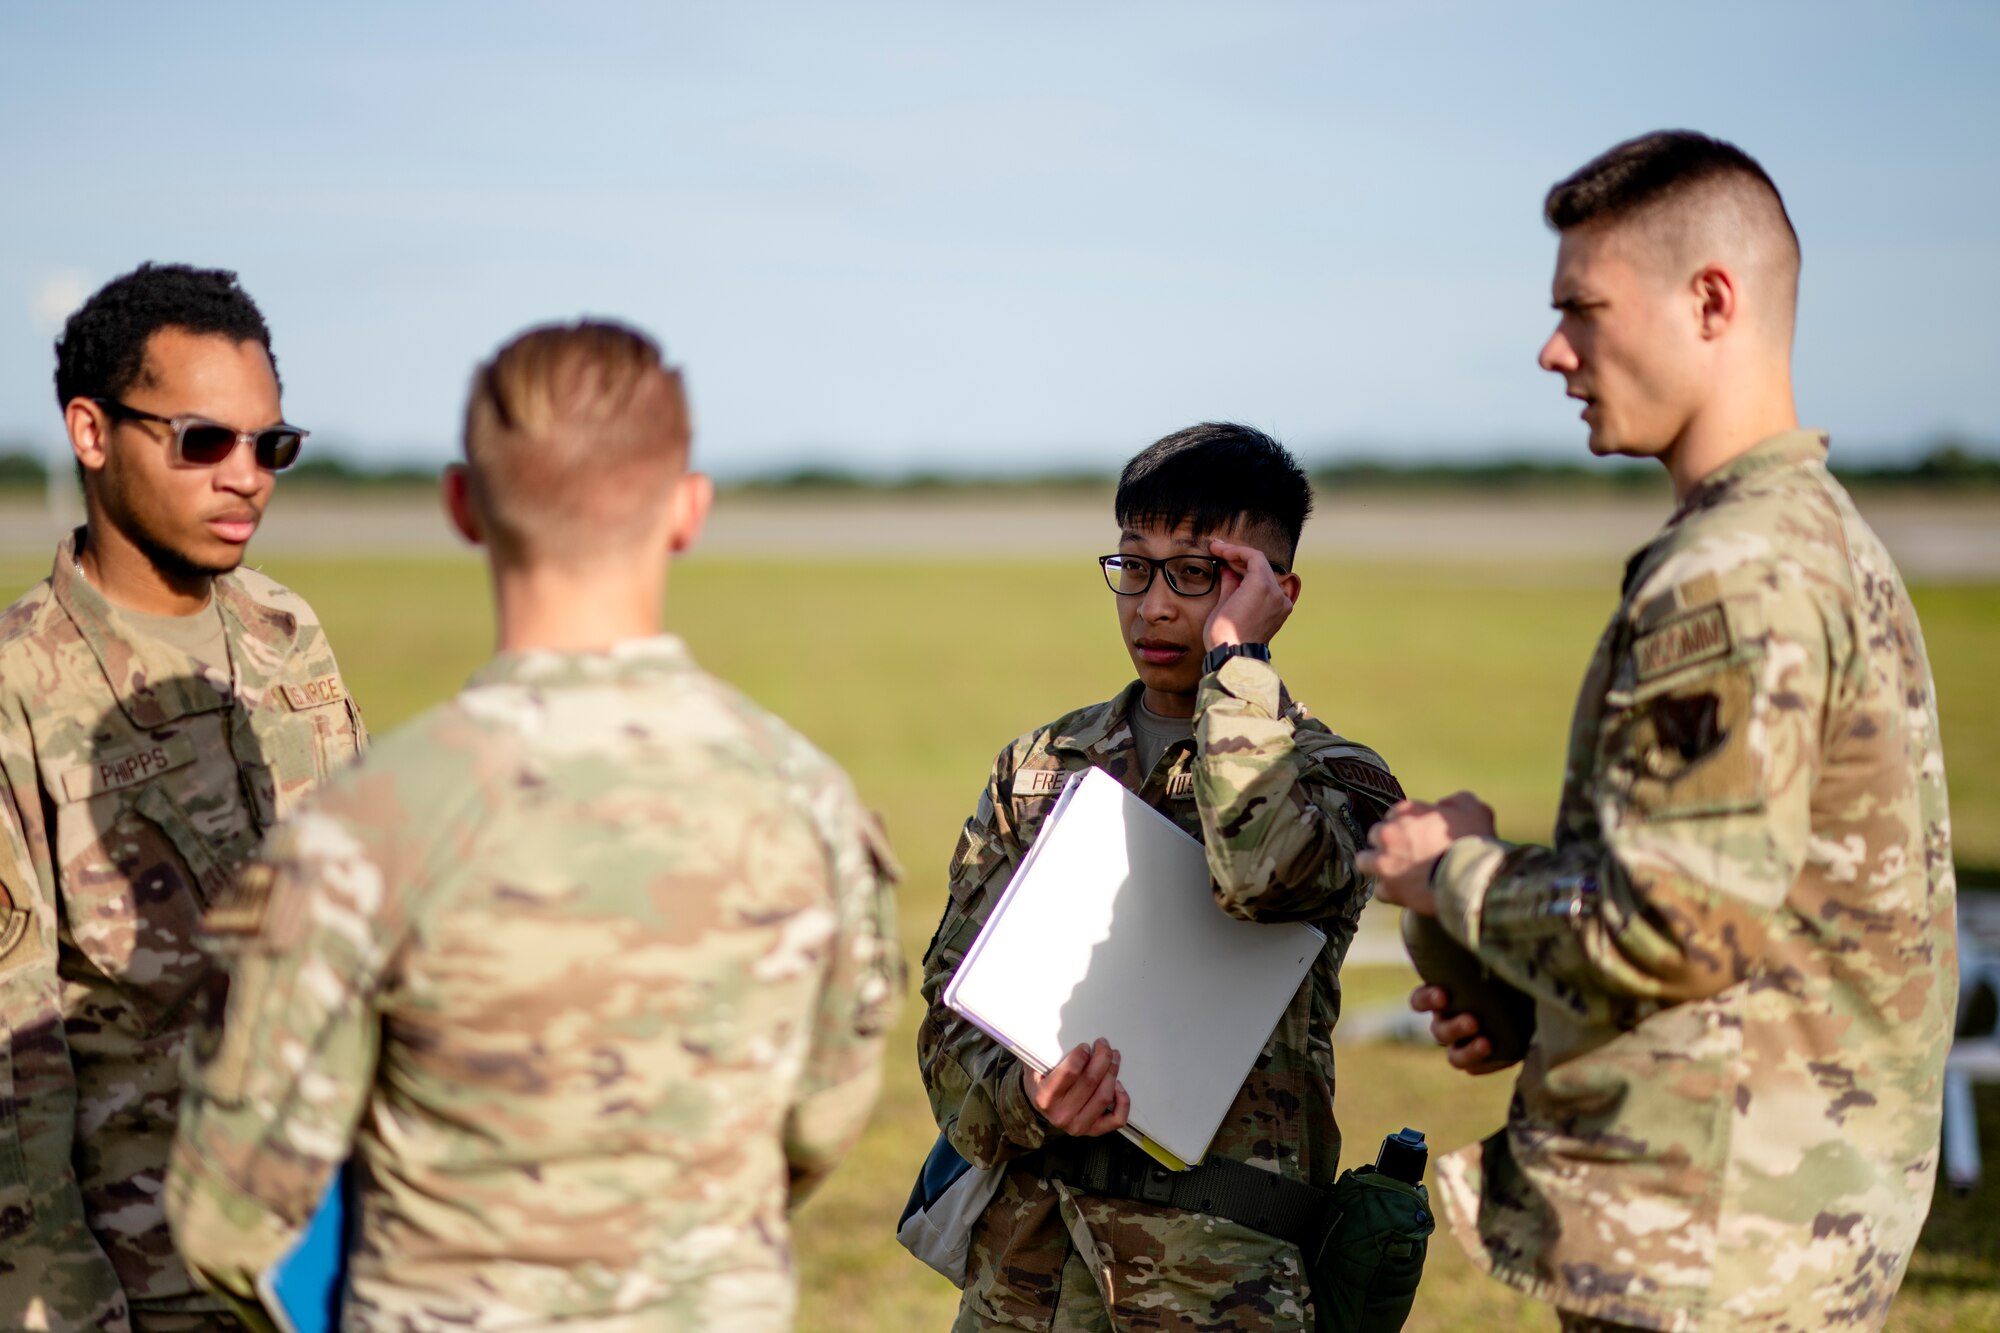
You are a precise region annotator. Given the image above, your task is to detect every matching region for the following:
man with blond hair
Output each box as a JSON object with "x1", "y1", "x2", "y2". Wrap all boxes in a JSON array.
[{"x1": 167, "y1": 320, "x2": 903, "y2": 1330}]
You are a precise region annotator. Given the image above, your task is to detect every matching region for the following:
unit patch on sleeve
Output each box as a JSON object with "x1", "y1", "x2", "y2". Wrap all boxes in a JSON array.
[{"x1": 1633, "y1": 604, "x2": 1732, "y2": 682}]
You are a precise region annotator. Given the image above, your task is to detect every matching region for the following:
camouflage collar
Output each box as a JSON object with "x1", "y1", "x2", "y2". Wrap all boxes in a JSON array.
[
  {"x1": 469, "y1": 634, "x2": 698, "y2": 691},
  {"x1": 52, "y1": 528, "x2": 300, "y2": 729},
  {"x1": 1045, "y1": 679, "x2": 1146, "y2": 764},
  {"x1": 1676, "y1": 428, "x2": 1830, "y2": 517}
]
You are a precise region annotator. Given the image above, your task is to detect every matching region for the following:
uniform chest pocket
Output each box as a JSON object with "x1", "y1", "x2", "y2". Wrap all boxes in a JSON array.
[
  {"x1": 58, "y1": 783, "x2": 249, "y2": 1036},
  {"x1": 1599, "y1": 660, "x2": 1764, "y2": 821},
  {"x1": 247, "y1": 687, "x2": 357, "y2": 826}
]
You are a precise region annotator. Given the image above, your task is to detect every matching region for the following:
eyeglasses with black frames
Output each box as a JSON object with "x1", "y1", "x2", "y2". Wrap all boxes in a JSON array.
[{"x1": 94, "y1": 398, "x2": 307, "y2": 472}]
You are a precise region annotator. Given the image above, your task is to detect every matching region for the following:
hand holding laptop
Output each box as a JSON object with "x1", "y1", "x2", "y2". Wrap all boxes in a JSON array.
[{"x1": 1024, "y1": 1038, "x2": 1129, "y2": 1136}]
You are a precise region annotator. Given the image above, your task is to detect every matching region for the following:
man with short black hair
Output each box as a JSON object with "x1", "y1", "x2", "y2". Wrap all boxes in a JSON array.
[
  {"x1": 0, "y1": 262, "x2": 363, "y2": 1330},
  {"x1": 1365, "y1": 131, "x2": 1956, "y2": 1331},
  {"x1": 920, "y1": 422, "x2": 1403, "y2": 1331}
]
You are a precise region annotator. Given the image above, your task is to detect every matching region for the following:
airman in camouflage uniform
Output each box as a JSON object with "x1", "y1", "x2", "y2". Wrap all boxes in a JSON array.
[
  {"x1": 919, "y1": 424, "x2": 1404, "y2": 1333},
  {"x1": 0, "y1": 264, "x2": 362, "y2": 1332},
  {"x1": 1366, "y1": 134, "x2": 1955, "y2": 1331},
  {"x1": 168, "y1": 319, "x2": 902, "y2": 1332}
]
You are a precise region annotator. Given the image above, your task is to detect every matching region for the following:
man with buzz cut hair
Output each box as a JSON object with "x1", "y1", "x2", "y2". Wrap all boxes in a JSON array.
[
  {"x1": 920, "y1": 422, "x2": 1404, "y2": 1332},
  {"x1": 1365, "y1": 131, "x2": 1956, "y2": 1330},
  {"x1": 168, "y1": 319, "x2": 903, "y2": 1332},
  {"x1": 0, "y1": 262, "x2": 362, "y2": 1332}
]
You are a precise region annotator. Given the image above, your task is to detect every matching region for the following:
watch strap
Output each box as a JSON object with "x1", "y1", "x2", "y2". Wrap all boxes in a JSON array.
[{"x1": 1202, "y1": 641, "x2": 1271, "y2": 675}]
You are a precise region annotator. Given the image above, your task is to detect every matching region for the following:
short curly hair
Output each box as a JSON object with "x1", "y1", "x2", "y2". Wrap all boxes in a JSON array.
[{"x1": 53, "y1": 262, "x2": 278, "y2": 410}]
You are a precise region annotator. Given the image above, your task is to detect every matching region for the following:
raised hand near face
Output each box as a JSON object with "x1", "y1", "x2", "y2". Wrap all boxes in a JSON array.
[{"x1": 1203, "y1": 539, "x2": 1296, "y2": 651}]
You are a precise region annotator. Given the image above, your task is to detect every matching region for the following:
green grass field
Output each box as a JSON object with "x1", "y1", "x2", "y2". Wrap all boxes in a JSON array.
[{"x1": 4, "y1": 549, "x2": 1994, "y2": 1331}]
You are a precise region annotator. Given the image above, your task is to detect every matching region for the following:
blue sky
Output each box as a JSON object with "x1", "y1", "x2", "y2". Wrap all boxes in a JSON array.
[{"x1": 2, "y1": 2, "x2": 1995, "y2": 477}]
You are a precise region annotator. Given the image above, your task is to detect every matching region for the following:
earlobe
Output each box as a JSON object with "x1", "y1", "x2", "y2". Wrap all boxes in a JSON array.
[
  {"x1": 1695, "y1": 266, "x2": 1736, "y2": 339},
  {"x1": 668, "y1": 473, "x2": 714, "y2": 555}
]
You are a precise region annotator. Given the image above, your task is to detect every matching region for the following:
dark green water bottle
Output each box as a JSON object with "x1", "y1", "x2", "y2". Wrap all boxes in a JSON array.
[{"x1": 1310, "y1": 1128, "x2": 1435, "y2": 1332}]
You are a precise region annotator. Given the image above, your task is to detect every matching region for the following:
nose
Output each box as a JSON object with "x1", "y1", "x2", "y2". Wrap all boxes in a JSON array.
[
  {"x1": 213, "y1": 433, "x2": 265, "y2": 495},
  {"x1": 1136, "y1": 573, "x2": 1180, "y2": 621},
  {"x1": 1538, "y1": 326, "x2": 1577, "y2": 375}
]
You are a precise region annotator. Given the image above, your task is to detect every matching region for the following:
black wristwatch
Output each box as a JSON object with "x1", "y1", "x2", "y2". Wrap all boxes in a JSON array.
[{"x1": 1202, "y1": 641, "x2": 1271, "y2": 675}]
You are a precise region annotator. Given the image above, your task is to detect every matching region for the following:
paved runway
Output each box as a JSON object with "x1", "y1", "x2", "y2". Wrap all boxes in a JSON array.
[{"x1": 5, "y1": 488, "x2": 1998, "y2": 579}]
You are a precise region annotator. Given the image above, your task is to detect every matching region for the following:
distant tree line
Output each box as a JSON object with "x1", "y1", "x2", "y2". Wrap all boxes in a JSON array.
[{"x1": 3, "y1": 438, "x2": 1997, "y2": 494}]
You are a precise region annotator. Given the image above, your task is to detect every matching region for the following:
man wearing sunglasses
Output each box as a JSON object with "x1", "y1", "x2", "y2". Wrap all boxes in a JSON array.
[
  {"x1": 919, "y1": 423, "x2": 1404, "y2": 1332},
  {"x1": 0, "y1": 262, "x2": 364, "y2": 1331}
]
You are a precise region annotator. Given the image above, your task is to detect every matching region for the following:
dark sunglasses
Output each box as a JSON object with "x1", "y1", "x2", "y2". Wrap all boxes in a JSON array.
[{"x1": 94, "y1": 398, "x2": 307, "y2": 471}]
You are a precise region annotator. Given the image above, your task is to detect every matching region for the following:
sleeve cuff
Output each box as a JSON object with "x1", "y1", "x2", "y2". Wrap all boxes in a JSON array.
[
  {"x1": 1431, "y1": 835, "x2": 1513, "y2": 951},
  {"x1": 1199, "y1": 654, "x2": 1284, "y2": 719},
  {"x1": 997, "y1": 1062, "x2": 1051, "y2": 1152},
  {"x1": 163, "y1": 1150, "x2": 298, "y2": 1301}
]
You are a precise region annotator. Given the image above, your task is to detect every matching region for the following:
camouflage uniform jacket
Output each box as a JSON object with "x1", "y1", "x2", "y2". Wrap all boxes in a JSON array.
[
  {"x1": 918, "y1": 658, "x2": 1404, "y2": 1333},
  {"x1": 1428, "y1": 431, "x2": 1957, "y2": 1331},
  {"x1": 0, "y1": 531, "x2": 364, "y2": 1333},
  {"x1": 167, "y1": 636, "x2": 903, "y2": 1333}
]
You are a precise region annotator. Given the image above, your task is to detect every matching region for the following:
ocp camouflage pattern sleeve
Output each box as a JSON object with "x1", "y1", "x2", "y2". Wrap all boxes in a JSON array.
[
  {"x1": 783, "y1": 781, "x2": 903, "y2": 1204},
  {"x1": 1431, "y1": 560, "x2": 1830, "y2": 1014},
  {"x1": 918, "y1": 750, "x2": 1054, "y2": 1170},
  {"x1": 0, "y1": 690, "x2": 128, "y2": 1332},
  {"x1": 1195, "y1": 655, "x2": 1396, "y2": 927},
  {"x1": 166, "y1": 807, "x2": 408, "y2": 1303}
]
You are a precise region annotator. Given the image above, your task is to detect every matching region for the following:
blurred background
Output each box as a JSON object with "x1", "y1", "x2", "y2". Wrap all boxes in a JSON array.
[{"x1": 4, "y1": 4, "x2": 1996, "y2": 1329}]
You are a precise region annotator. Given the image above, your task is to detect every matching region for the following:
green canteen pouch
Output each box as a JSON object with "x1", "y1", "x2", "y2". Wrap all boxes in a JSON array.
[{"x1": 1310, "y1": 1165, "x2": 1433, "y2": 1333}]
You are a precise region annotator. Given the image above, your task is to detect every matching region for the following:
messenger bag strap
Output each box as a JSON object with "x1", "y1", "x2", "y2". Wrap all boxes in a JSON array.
[{"x1": 1034, "y1": 1138, "x2": 1326, "y2": 1249}]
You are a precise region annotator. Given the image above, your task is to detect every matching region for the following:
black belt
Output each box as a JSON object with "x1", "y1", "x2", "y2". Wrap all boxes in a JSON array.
[{"x1": 1034, "y1": 1137, "x2": 1327, "y2": 1249}]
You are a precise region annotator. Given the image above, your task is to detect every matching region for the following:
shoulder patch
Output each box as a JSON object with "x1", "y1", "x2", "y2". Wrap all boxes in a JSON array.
[
  {"x1": 283, "y1": 675, "x2": 349, "y2": 710},
  {"x1": 1634, "y1": 604, "x2": 1732, "y2": 682},
  {"x1": 1325, "y1": 758, "x2": 1405, "y2": 809}
]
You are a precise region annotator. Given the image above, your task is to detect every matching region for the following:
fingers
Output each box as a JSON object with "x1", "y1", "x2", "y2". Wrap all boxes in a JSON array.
[
  {"x1": 1031, "y1": 1039, "x2": 1126, "y2": 1135},
  {"x1": 1025, "y1": 1040, "x2": 1088, "y2": 1108},
  {"x1": 1445, "y1": 1034, "x2": 1497, "y2": 1073},
  {"x1": 1410, "y1": 985, "x2": 1451, "y2": 1013},
  {"x1": 1430, "y1": 1010, "x2": 1484, "y2": 1046},
  {"x1": 1206, "y1": 538, "x2": 1266, "y2": 575},
  {"x1": 1080, "y1": 1078, "x2": 1133, "y2": 1138}
]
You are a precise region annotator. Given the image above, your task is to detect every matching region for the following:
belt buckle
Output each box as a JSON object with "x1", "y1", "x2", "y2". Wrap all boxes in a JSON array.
[{"x1": 1136, "y1": 1162, "x2": 1176, "y2": 1205}]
